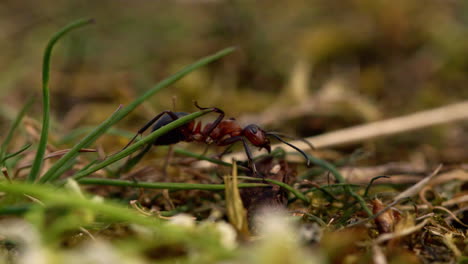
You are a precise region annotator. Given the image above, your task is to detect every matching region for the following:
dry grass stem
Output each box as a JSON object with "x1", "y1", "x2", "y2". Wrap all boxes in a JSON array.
[
  {"x1": 393, "y1": 164, "x2": 442, "y2": 201},
  {"x1": 222, "y1": 101, "x2": 468, "y2": 162},
  {"x1": 375, "y1": 218, "x2": 430, "y2": 244},
  {"x1": 433, "y1": 206, "x2": 468, "y2": 228},
  {"x1": 398, "y1": 195, "x2": 468, "y2": 210},
  {"x1": 372, "y1": 244, "x2": 388, "y2": 264}
]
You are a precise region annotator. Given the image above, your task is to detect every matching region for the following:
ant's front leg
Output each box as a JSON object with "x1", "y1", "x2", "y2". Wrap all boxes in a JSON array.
[{"x1": 218, "y1": 136, "x2": 260, "y2": 177}]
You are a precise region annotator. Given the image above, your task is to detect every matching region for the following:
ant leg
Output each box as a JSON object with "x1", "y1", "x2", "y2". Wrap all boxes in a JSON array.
[
  {"x1": 218, "y1": 136, "x2": 259, "y2": 177},
  {"x1": 240, "y1": 138, "x2": 259, "y2": 176},
  {"x1": 117, "y1": 143, "x2": 152, "y2": 174},
  {"x1": 115, "y1": 111, "x2": 181, "y2": 172},
  {"x1": 193, "y1": 101, "x2": 225, "y2": 139},
  {"x1": 122, "y1": 111, "x2": 180, "y2": 150},
  {"x1": 217, "y1": 144, "x2": 234, "y2": 159}
]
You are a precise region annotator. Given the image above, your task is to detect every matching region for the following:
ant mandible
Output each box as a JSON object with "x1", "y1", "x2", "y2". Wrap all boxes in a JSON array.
[{"x1": 123, "y1": 102, "x2": 312, "y2": 176}]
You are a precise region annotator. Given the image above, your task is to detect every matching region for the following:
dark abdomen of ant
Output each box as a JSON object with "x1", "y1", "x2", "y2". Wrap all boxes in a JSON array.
[{"x1": 151, "y1": 112, "x2": 190, "y2": 145}]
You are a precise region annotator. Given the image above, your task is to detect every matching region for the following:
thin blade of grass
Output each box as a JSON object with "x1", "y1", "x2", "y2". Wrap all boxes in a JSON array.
[
  {"x1": 307, "y1": 154, "x2": 372, "y2": 216},
  {"x1": 39, "y1": 105, "x2": 122, "y2": 183},
  {"x1": 118, "y1": 143, "x2": 152, "y2": 174},
  {"x1": 40, "y1": 47, "x2": 235, "y2": 184},
  {"x1": 77, "y1": 177, "x2": 268, "y2": 190},
  {"x1": 2, "y1": 143, "x2": 32, "y2": 163},
  {"x1": 27, "y1": 18, "x2": 94, "y2": 182},
  {"x1": 240, "y1": 176, "x2": 310, "y2": 204},
  {"x1": 0, "y1": 97, "x2": 34, "y2": 167},
  {"x1": 68, "y1": 110, "x2": 211, "y2": 182},
  {"x1": 58, "y1": 127, "x2": 135, "y2": 145}
]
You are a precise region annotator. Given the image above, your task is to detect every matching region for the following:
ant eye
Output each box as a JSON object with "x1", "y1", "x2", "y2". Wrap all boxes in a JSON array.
[{"x1": 249, "y1": 126, "x2": 257, "y2": 133}]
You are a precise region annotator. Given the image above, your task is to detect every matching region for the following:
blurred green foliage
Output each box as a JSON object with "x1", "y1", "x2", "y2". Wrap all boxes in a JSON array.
[
  {"x1": 0, "y1": 4, "x2": 467, "y2": 262},
  {"x1": 0, "y1": 0, "x2": 467, "y2": 162}
]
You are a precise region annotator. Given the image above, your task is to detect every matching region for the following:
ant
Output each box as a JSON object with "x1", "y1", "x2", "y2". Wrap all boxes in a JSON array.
[{"x1": 122, "y1": 102, "x2": 312, "y2": 176}]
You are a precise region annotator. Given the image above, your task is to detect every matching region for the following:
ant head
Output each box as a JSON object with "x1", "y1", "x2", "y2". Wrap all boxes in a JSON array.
[{"x1": 243, "y1": 124, "x2": 271, "y2": 152}]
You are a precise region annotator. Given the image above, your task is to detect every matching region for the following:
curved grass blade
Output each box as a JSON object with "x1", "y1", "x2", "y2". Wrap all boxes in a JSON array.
[
  {"x1": 306, "y1": 154, "x2": 372, "y2": 216},
  {"x1": 2, "y1": 143, "x2": 32, "y2": 163},
  {"x1": 364, "y1": 175, "x2": 390, "y2": 198},
  {"x1": 0, "y1": 97, "x2": 34, "y2": 167},
  {"x1": 27, "y1": 18, "x2": 94, "y2": 182},
  {"x1": 38, "y1": 105, "x2": 123, "y2": 183},
  {"x1": 40, "y1": 47, "x2": 235, "y2": 184}
]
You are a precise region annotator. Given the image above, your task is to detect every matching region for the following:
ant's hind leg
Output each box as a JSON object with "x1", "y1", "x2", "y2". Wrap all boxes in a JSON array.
[{"x1": 121, "y1": 111, "x2": 180, "y2": 150}]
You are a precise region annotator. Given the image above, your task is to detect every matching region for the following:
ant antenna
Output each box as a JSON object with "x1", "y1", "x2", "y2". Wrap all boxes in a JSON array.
[
  {"x1": 266, "y1": 132, "x2": 315, "y2": 150},
  {"x1": 171, "y1": 96, "x2": 177, "y2": 111},
  {"x1": 266, "y1": 133, "x2": 312, "y2": 167}
]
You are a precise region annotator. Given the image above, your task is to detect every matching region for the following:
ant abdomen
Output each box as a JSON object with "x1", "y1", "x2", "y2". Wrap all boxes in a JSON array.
[{"x1": 151, "y1": 112, "x2": 190, "y2": 145}]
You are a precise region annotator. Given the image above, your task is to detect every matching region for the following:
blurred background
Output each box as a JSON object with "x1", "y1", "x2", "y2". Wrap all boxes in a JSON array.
[{"x1": 1, "y1": 0, "x2": 467, "y2": 164}]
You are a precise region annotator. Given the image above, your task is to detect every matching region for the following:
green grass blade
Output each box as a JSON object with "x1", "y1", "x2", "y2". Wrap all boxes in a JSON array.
[
  {"x1": 38, "y1": 106, "x2": 123, "y2": 183},
  {"x1": 58, "y1": 126, "x2": 135, "y2": 145},
  {"x1": 2, "y1": 143, "x2": 32, "y2": 163},
  {"x1": 307, "y1": 154, "x2": 372, "y2": 216},
  {"x1": 78, "y1": 177, "x2": 268, "y2": 190},
  {"x1": 69, "y1": 110, "x2": 212, "y2": 182},
  {"x1": 0, "y1": 97, "x2": 34, "y2": 167},
  {"x1": 240, "y1": 176, "x2": 310, "y2": 204},
  {"x1": 27, "y1": 18, "x2": 94, "y2": 183},
  {"x1": 0, "y1": 181, "x2": 162, "y2": 227},
  {"x1": 40, "y1": 47, "x2": 235, "y2": 184},
  {"x1": 118, "y1": 143, "x2": 153, "y2": 174},
  {"x1": 0, "y1": 204, "x2": 31, "y2": 215}
]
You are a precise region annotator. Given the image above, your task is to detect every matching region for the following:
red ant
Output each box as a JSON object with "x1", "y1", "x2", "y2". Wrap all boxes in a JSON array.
[{"x1": 123, "y1": 102, "x2": 312, "y2": 176}]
